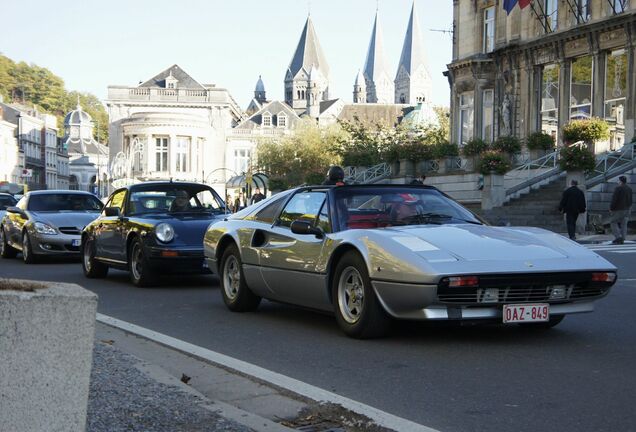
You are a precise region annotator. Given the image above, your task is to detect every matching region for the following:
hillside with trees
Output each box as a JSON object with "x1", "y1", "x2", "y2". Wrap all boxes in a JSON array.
[{"x1": 0, "y1": 53, "x2": 108, "y2": 142}]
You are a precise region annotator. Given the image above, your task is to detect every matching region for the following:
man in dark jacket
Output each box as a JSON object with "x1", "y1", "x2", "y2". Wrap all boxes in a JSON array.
[
  {"x1": 610, "y1": 175, "x2": 633, "y2": 244},
  {"x1": 323, "y1": 165, "x2": 346, "y2": 186},
  {"x1": 559, "y1": 180, "x2": 586, "y2": 240}
]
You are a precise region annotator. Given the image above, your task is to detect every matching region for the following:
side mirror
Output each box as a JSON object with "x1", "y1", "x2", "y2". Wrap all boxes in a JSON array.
[
  {"x1": 104, "y1": 207, "x2": 120, "y2": 217},
  {"x1": 291, "y1": 220, "x2": 323, "y2": 238},
  {"x1": 6, "y1": 206, "x2": 25, "y2": 217}
]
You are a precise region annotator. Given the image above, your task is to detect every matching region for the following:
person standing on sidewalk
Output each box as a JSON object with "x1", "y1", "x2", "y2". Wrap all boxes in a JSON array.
[
  {"x1": 559, "y1": 180, "x2": 586, "y2": 240},
  {"x1": 410, "y1": 174, "x2": 426, "y2": 185},
  {"x1": 610, "y1": 175, "x2": 632, "y2": 244}
]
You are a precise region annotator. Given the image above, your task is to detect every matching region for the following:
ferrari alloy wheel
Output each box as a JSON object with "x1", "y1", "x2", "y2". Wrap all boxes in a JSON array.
[
  {"x1": 220, "y1": 244, "x2": 261, "y2": 312},
  {"x1": 129, "y1": 237, "x2": 155, "y2": 287},
  {"x1": 82, "y1": 238, "x2": 108, "y2": 279},
  {"x1": 0, "y1": 227, "x2": 17, "y2": 259},
  {"x1": 22, "y1": 232, "x2": 38, "y2": 264},
  {"x1": 332, "y1": 251, "x2": 390, "y2": 339}
]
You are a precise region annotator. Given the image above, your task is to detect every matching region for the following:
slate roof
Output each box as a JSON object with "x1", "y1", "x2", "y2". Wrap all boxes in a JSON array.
[
  {"x1": 139, "y1": 64, "x2": 205, "y2": 89},
  {"x1": 363, "y1": 11, "x2": 391, "y2": 83},
  {"x1": 396, "y1": 1, "x2": 429, "y2": 77},
  {"x1": 235, "y1": 101, "x2": 300, "y2": 130},
  {"x1": 288, "y1": 17, "x2": 330, "y2": 79},
  {"x1": 64, "y1": 104, "x2": 92, "y2": 125},
  {"x1": 337, "y1": 104, "x2": 414, "y2": 127}
]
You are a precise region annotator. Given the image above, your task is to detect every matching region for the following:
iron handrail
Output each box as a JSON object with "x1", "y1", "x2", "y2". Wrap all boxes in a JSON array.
[{"x1": 344, "y1": 162, "x2": 392, "y2": 184}]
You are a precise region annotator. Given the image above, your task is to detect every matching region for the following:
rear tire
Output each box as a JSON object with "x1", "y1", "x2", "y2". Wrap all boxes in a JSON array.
[
  {"x1": 129, "y1": 237, "x2": 156, "y2": 287},
  {"x1": 22, "y1": 232, "x2": 38, "y2": 264},
  {"x1": 220, "y1": 244, "x2": 261, "y2": 312},
  {"x1": 0, "y1": 226, "x2": 17, "y2": 259},
  {"x1": 82, "y1": 238, "x2": 108, "y2": 278},
  {"x1": 332, "y1": 251, "x2": 391, "y2": 339}
]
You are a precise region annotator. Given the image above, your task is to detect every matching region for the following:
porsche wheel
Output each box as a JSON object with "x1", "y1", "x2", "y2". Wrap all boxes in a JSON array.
[
  {"x1": 129, "y1": 237, "x2": 155, "y2": 287},
  {"x1": 82, "y1": 238, "x2": 108, "y2": 279},
  {"x1": 333, "y1": 251, "x2": 390, "y2": 339},
  {"x1": 0, "y1": 226, "x2": 17, "y2": 259},
  {"x1": 220, "y1": 244, "x2": 261, "y2": 312},
  {"x1": 22, "y1": 232, "x2": 38, "y2": 264}
]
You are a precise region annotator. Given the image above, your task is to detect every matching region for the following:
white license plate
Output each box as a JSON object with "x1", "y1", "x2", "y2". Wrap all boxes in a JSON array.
[
  {"x1": 72, "y1": 239, "x2": 81, "y2": 247},
  {"x1": 503, "y1": 304, "x2": 549, "y2": 323}
]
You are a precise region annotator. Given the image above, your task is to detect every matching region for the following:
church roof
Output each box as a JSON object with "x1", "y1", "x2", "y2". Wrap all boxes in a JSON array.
[
  {"x1": 236, "y1": 100, "x2": 300, "y2": 130},
  {"x1": 287, "y1": 17, "x2": 330, "y2": 80},
  {"x1": 363, "y1": 11, "x2": 391, "y2": 83},
  {"x1": 139, "y1": 64, "x2": 206, "y2": 89},
  {"x1": 354, "y1": 69, "x2": 365, "y2": 87},
  {"x1": 396, "y1": 1, "x2": 428, "y2": 78},
  {"x1": 64, "y1": 103, "x2": 92, "y2": 126},
  {"x1": 255, "y1": 76, "x2": 265, "y2": 93}
]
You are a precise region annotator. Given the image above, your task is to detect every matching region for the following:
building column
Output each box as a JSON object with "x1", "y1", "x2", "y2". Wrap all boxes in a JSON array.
[
  {"x1": 146, "y1": 133, "x2": 153, "y2": 176},
  {"x1": 474, "y1": 81, "x2": 484, "y2": 140},
  {"x1": 169, "y1": 134, "x2": 177, "y2": 177},
  {"x1": 625, "y1": 26, "x2": 636, "y2": 144},
  {"x1": 592, "y1": 50, "x2": 606, "y2": 118},
  {"x1": 557, "y1": 59, "x2": 571, "y2": 145}
]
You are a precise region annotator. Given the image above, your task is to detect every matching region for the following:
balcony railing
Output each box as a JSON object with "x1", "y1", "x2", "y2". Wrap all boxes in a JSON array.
[{"x1": 108, "y1": 87, "x2": 230, "y2": 104}]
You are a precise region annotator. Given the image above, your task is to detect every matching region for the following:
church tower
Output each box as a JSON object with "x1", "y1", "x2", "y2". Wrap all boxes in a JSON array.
[
  {"x1": 255, "y1": 75, "x2": 266, "y2": 104},
  {"x1": 394, "y1": 1, "x2": 432, "y2": 105},
  {"x1": 353, "y1": 70, "x2": 366, "y2": 103},
  {"x1": 285, "y1": 16, "x2": 330, "y2": 115},
  {"x1": 362, "y1": 11, "x2": 394, "y2": 104}
]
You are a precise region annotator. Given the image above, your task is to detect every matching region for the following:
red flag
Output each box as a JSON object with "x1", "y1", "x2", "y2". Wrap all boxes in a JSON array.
[{"x1": 519, "y1": 0, "x2": 531, "y2": 8}]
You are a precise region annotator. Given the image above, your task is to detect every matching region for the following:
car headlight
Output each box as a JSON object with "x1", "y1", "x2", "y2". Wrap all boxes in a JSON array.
[
  {"x1": 155, "y1": 223, "x2": 174, "y2": 243},
  {"x1": 34, "y1": 222, "x2": 57, "y2": 235}
]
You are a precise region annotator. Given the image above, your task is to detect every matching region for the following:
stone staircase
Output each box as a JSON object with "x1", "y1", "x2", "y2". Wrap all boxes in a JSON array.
[{"x1": 466, "y1": 176, "x2": 566, "y2": 233}]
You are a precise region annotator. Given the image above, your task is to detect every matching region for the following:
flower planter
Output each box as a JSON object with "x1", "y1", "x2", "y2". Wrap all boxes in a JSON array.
[{"x1": 0, "y1": 279, "x2": 97, "y2": 432}]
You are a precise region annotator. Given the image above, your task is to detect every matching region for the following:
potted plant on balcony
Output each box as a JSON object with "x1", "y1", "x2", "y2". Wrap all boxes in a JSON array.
[
  {"x1": 461, "y1": 138, "x2": 489, "y2": 172},
  {"x1": 562, "y1": 118, "x2": 610, "y2": 153},
  {"x1": 478, "y1": 150, "x2": 511, "y2": 175},
  {"x1": 558, "y1": 143, "x2": 596, "y2": 173},
  {"x1": 526, "y1": 131, "x2": 555, "y2": 160},
  {"x1": 491, "y1": 135, "x2": 522, "y2": 164}
]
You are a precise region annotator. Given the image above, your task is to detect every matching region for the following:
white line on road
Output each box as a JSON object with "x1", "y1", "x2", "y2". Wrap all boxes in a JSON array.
[{"x1": 96, "y1": 313, "x2": 439, "y2": 432}]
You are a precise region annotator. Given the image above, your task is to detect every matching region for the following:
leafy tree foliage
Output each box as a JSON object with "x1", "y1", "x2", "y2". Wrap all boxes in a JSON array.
[{"x1": 0, "y1": 53, "x2": 108, "y2": 141}]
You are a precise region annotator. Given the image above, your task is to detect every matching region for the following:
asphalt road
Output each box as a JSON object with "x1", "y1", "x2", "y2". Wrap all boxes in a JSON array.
[{"x1": 2, "y1": 246, "x2": 635, "y2": 432}]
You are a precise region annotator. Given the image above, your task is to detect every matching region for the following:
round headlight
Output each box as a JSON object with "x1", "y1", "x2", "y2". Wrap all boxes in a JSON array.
[{"x1": 155, "y1": 223, "x2": 174, "y2": 243}]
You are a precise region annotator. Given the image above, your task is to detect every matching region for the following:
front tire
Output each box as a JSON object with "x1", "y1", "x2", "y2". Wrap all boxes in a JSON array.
[
  {"x1": 82, "y1": 238, "x2": 108, "y2": 278},
  {"x1": 129, "y1": 237, "x2": 155, "y2": 287},
  {"x1": 22, "y1": 232, "x2": 38, "y2": 264},
  {"x1": 220, "y1": 244, "x2": 261, "y2": 311},
  {"x1": 332, "y1": 251, "x2": 391, "y2": 339},
  {"x1": 0, "y1": 226, "x2": 17, "y2": 259}
]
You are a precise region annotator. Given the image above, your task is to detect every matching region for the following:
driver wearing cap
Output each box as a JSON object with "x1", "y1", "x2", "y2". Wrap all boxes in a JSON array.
[{"x1": 390, "y1": 194, "x2": 419, "y2": 225}]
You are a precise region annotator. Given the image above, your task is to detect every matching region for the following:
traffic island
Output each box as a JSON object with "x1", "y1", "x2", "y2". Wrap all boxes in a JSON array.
[{"x1": 0, "y1": 279, "x2": 97, "y2": 432}]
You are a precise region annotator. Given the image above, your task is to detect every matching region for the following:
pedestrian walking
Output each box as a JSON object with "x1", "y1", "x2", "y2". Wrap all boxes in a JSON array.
[
  {"x1": 251, "y1": 187, "x2": 265, "y2": 204},
  {"x1": 558, "y1": 180, "x2": 586, "y2": 240},
  {"x1": 610, "y1": 175, "x2": 632, "y2": 244},
  {"x1": 226, "y1": 194, "x2": 233, "y2": 212},
  {"x1": 234, "y1": 193, "x2": 242, "y2": 212},
  {"x1": 410, "y1": 174, "x2": 426, "y2": 185}
]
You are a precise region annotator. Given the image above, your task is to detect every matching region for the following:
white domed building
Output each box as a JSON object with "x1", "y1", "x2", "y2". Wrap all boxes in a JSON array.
[{"x1": 62, "y1": 103, "x2": 109, "y2": 196}]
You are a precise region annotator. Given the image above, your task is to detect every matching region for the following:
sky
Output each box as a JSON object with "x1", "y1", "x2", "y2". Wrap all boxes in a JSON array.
[{"x1": 1, "y1": 0, "x2": 453, "y2": 109}]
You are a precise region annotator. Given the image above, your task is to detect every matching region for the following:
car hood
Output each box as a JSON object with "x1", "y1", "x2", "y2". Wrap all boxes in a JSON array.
[
  {"x1": 380, "y1": 224, "x2": 594, "y2": 261},
  {"x1": 136, "y1": 213, "x2": 225, "y2": 246},
  {"x1": 30, "y1": 211, "x2": 101, "y2": 230}
]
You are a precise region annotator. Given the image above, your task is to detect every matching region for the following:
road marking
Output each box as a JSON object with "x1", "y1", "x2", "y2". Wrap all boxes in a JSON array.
[{"x1": 97, "y1": 313, "x2": 439, "y2": 432}]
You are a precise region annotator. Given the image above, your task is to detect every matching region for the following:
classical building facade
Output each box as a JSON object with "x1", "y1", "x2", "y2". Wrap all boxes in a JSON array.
[
  {"x1": 0, "y1": 108, "x2": 19, "y2": 184},
  {"x1": 106, "y1": 65, "x2": 243, "y2": 188},
  {"x1": 62, "y1": 103, "x2": 109, "y2": 195},
  {"x1": 447, "y1": 0, "x2": 635, "y2": 148}
]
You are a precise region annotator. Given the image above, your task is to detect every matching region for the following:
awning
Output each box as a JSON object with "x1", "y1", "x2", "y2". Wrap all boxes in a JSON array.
[{"x1": 225, "y1": 173, "x2": 269, "y2": 190}]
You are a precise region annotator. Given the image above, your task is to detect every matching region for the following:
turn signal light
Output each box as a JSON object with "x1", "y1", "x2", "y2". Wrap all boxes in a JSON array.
[
  {"x1": 591, "y1": 272, "x2": 616, "y2": 283},
  {"x1": 161, "y1": 250, "x2": 179, "y2": 257},
  {"x1": 447, "y1": 276, "x2": 479, "y2": 287}
]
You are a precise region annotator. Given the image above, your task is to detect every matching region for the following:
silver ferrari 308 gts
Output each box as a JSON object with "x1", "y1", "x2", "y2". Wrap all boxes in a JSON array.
[{"x1": 203, "y1": 184, "x2": 617, "y2": 338}]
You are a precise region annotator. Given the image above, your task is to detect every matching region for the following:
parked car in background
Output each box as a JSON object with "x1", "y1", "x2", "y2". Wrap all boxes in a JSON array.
[
  {"x1": 0, "y1": 190, "x2": 104, "y2": 263},
  {"x1": 0, "y1": 193, "x2": 17, "y2": 220},
  {"x1": 204, "y1": 184, "x2": 617, "y2": 338},
  {"x1": 82, "y1": 181, "x2": 227, "y2": 286}
]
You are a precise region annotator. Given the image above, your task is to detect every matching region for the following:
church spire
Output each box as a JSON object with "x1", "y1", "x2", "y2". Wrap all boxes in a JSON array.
[
  {"x1": 394, "y1": 0, "x2": 431, "y2": 105},
  {"x1": 363, "y1": 10, "x2": 394, "y2": 104}
]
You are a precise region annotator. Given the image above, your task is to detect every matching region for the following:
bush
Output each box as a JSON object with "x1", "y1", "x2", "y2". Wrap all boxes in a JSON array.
[
  {"x1": 558, "y1": 144, "x2": 596, "y2": 172},
  {"x1": 478, "y1": 151, "x2": 511, "y2": 175},
  {"x1": 342, "y1": 150, "x2": 380, "y2": 167},
  {"x1": 562, "y1": 118, "x2": 610, "y2": 144},
  {"x1": 462, "y1": 138, "x2": 489, "y2": 156},
  {"x1": 526, "y1": 132, "x2": 555, "y2": 151},
  {"x1": 431, "y1": 141, "x2": 459, "y2": 159},
  {"x1": 491, "y1": 136, "x2": 521, "y2": 154},
  {"x1": 383, "y1": 142, "x2": 435, "y2": 162},
  {"x1": 268, "y1": 177, "x2": 289, "y2": 191}
]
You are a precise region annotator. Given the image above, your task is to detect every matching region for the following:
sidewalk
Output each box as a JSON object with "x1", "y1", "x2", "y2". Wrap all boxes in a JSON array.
[{"x1": 568, "y1": 233, "x2": 636, "y2": 244}]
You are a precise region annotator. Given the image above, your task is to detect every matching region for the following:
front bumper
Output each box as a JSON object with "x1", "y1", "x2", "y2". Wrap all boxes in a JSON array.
[
  {"x1": 31, "y1": 232, "x2": 81, "y2": 255},
  {"x1": 146, "y1": 246, "x2": 211, "y2": 274}
]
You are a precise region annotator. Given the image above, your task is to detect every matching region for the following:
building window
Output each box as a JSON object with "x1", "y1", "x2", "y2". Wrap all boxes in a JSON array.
[
  {"x1": 544, "y1": 0, "x2": 558, "y2": 32},
  {"x1": 277, "y1": 113, "x2": 287, "y2": 128},
  {"x1": 234, "y1": 149, "x2": 251, "y2": 174},
  {"x1": 608, "y1": 0, "x2": 628, "y2": 14},
  {"x1": 176, "y1": 136, "x2": 190, "y2": 173},
  {"x1": 262, "y1": 112, "x2": 272, "y2": 127},
  {"x1": 482, "y1": 89, "x2": 494, "y2": 142},
  {"x1": 605, "y1": 49, "x2": 627, "y2": 149},
  {"x1": 483, "y1": 7, "x2": 495, "y2": 53},
  {"x1": 459, "y1": 92, "x2": 474, "y2": 146},
  {"x1": 570, "y1": 55, "x2": 593, "y2": 121},
  {"x1": 155, "y1": 137, "x2": 168, "y2": 172},
  {"x1": 540, "y1": 63, "x2": 560, "y2": 140}
]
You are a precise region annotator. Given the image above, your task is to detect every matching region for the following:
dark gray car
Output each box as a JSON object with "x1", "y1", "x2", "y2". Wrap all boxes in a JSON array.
[{"x1": 0, "y1": 190, "x2": 103, "y2": 263}]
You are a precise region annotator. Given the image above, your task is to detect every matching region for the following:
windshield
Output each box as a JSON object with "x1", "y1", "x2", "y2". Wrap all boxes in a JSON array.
[
  {"x1": 28, "y1": 193, "x2": 103, "y2": 212},
  {"x1": 333, "y1": 187, "x2": 482, "y2": 231},
  {"x1": 128, "y1": 184, "x2": 225, "y2": 216},
  {"x1": 0, "y1": 195, "x2": 17, "y2": 210}
]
